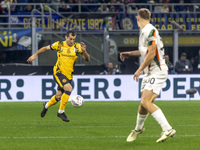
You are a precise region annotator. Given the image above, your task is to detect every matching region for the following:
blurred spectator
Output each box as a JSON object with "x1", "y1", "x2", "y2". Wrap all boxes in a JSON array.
[
  {"x1": 165, "y1": 54, "x2": 174, "y2": 74},
  {"x1": 1, "y1": 0, "x2": 10, "y2": 12},
  {"x1": 17, "y1": 0, "x2": 29, "y2": 12},
  {"x1": 154, "y1": 5, "x2": 162, "y2": 13},
  {"x1": 100, "y1": 62, "x2": 115, "y2": 75},
  {"x1": 68, "y1": 0, "x2": 74, "y2": 4},
  {"x1": 110, "y1": 6, "x2": 116, "y2": 12},
  {"x1": 67, "y1": 0, "x2": 74, "y2": 11},
  {"x1": 59, "y1": 0, "x2": 72, "y2": 12},
  {"x1": 86, "y1": 0, "x2": 98, "y2": 12},
  {"x1": 51, "y1": 0, "x2": 60, "y2": 11},
  {"x1": 106, "y1": 62, "x2": 114, "y2": 75},
  {"x1": 190, "y1": 57, "x2": 195, "y2": 71},
  {"x1": 10, "y1": 0, "x2": 19, "y2": 13},
  {"x1": 124, "y1": 0, "x2": 130, "y2": 5},
  {"x1": 0, "y1": 52, "x2": 7, "y2": 63},
  {"x1": 162, "y1": 5, "x2": 169, "y2": 12},
  {"x1": 73, "y1": 0, "x2": 89, "y2": 12},
  {"x1": 175, "y1": 52, "x2": 193, "y2": 74},
  {"x1": 117, "y1": 4, "x2": 124, "y2": 13},
  {"x1": 154, "y1": 1, "x2": 162, "y2": 13},
  {"x1": 82, "y1": 0, "x2": 97, "y2": 12},
  {"x1": 24, "y1": 5, "x2": 33, "y2": 12},
  {"x1": 100, "y1": 62, "x2": 121, "y2": 75},
  {"x1": 113, "y1": 64, "x2": 121, "y2": 74},
  {"x1": 115, "y1": 0, "x2": 121, "y2": 10},
  {"x1": 175, "y1": 0, "x2": 187, "y2": 12},
  {"x1": 127, "y1": 4, "x2": 138, "y2": 13},
  {"x1": 40, "y1": 0, "x2": 52, "y2": 12},
  {"x1": 193, "y1": 49, "x2": 200, "y2": 73},
  {"x1": 110, "y1": 0, "x2": 116, "y2": 3},
  {"x1": 97, "y1": 4, "x2": 109, "y2": 12},
  {"x1": 0, "y1": 0, "x2": 6, "y2": 24}
]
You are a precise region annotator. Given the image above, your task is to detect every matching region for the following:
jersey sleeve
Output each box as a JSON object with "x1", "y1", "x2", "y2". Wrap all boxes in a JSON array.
[
  {"x1": 75, "y1": 43, "x2": 83, "y2": 55},
  {"x1": 147, "y1": 29, "x2": 157, "y2": 46},
  {"x1": 50, "y1": 41, "x2": 59, "y2": 50}
]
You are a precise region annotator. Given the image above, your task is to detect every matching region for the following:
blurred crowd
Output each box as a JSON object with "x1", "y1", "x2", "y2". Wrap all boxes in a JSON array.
[
  {"x1": 165, "y1": 49, "x2": 200, "y2": 74},
  {"x1": 0, "y1": 0, "x2": 198, "y2": 14},
  {"x1": 100, "y1": 62, "x2": 121, "y2": 75}
]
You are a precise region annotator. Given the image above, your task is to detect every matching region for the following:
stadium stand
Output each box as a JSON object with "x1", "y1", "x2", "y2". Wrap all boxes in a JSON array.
[{"x1": 0, "y1": 1, "x2": 200, "y2": 74}]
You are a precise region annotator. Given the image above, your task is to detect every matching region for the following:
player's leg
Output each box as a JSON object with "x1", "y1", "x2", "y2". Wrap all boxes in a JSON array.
[
  {"x1": 126, "y1": 103, "x2": 148, "y2": 142},
  {"x1": 57, "y1": 83, "x2": 72, "y2": 122},
  {"x1": 53, "y1": 72, "x2": 72, "y2": 122},
  {"x1": 127, "y1": 76, "x2": 149, "y2": 142},
  {"x1": 141, "y1": 90, "x2": 175, "y2": 142},
  {"x1": 47, "y1": 90, "x2": 62, "y2": 107},
  {"x1": 41, "y1": 90, "x2": 62, "y2": 117},
  {"x1": 59, "y1": 84, "x2": 72, "y2": 112},
  {"x1": 135, "y1": 75, "x2": 149, "y2": 131},
  {"x1": 135, "y1": 101, "x2": 149, "y2": 131}
]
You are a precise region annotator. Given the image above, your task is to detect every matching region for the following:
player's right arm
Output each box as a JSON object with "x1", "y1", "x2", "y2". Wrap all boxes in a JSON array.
[
  {"x1": 27, "y1": 45, "x2": 51, "y2": 63},
  {"x1": 120, "y1": 50, "x2": 141, "y2": 62}
]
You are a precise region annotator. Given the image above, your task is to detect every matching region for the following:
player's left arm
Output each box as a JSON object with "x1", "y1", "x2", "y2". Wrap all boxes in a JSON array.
[
  {"x1": 80, "y1": 42, "x2": 90, "y2": 62},
  {"x1": 134, "y1": 44, "x2": 156, "y2": 81}
]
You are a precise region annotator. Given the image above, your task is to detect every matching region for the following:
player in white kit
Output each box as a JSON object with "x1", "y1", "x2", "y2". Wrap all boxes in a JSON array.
[{"x1": 120, "y1": 8, "x2": 176, "y2": 143}]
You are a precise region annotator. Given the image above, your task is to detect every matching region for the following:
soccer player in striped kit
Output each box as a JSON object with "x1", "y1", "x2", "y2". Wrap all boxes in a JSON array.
[
  {"x1": 120, "y1": 8, "x2": 176, "y2": 143},
  {"x1": 27, "y1": 30, "x2": 90, "y2": 122}
]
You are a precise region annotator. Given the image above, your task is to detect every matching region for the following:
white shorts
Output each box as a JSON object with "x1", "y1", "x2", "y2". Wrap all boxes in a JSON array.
[{"x1": 141, "y1": 70, "x2": 168, "y2": 95}]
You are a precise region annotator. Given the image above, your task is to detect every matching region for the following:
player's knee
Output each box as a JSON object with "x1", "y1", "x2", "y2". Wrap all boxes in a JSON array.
[
  {"x1": 55, "y1": 95, "x2": 61, "y2": 101},
  {"x1": 55, "y1": 91, "x2": 63, "y2": 101},
  {"x1": 140, "y1": 99, "x2": 149, "y2": 109}
]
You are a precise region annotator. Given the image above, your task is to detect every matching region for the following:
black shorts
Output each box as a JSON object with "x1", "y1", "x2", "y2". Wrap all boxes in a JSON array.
[{"x1": 53, "y1": 72, "x2": 72, "y2": 93}]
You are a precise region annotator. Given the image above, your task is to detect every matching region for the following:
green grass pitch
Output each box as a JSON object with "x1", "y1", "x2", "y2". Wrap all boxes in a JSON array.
[{"x1": 0, "y1": 101, "x2": 200, "y2": 150}]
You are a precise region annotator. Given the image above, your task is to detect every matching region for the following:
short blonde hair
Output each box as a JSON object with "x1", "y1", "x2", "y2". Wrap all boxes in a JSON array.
[{"x1": 138, "y1": 8, "x2": 151, "y2": 20}]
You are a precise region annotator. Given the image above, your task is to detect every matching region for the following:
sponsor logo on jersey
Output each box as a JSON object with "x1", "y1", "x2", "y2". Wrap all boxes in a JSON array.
[
  {"x1": 62, "y1": 79, "x2": 67, "y2": 83},
  {"x1": 67, "y1": 49, "x2": 71, "y2": 54}
]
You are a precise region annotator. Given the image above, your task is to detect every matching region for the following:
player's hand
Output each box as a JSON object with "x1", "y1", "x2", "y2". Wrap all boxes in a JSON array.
[
  {"x1": 120, "y1": 52, "x2": 130, "y2": 62},
  {"x1": 27, "y1": 54, "x2": 37, "y2": 63},
  {"x1": 81, "y1": 42, "x2": 86, "y2": 52},
  {"x1": 133, "y1": 69, "x2": 143, "y2": 82}
]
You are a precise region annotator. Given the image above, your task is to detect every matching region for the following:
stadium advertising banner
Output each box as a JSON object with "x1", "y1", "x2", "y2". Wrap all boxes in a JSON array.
[
  {"x1": 0, "y1": 28, "x2": 42, "y2": 50},
  {"x1": 0, "y1": 75, "x2": 199, "y2": 102},
  {"x1": 9, "y1": 12, "x2": 200, "y2": 31},
  {"x1": 14, "y1": 13, "x2": 105, "y2": 31}
]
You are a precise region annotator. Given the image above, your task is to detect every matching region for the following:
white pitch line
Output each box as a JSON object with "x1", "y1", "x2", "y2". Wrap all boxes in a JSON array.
[
  {"x1": 2, "y1": 124, "x2": 199, "y2": 129},
  {"x1": 0, "y1": 135, "x2": 200, "y2": 139}
]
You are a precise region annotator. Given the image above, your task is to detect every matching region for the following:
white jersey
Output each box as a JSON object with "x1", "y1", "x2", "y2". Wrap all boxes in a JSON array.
[{"x1": 138, "y1": 23, "x2": 168, "y2": 74}]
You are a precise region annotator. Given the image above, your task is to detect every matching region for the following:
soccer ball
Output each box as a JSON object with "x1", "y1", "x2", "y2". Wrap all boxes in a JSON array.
[{"x1": 71, "y1": 95, "x2": 84, "y2": 108}]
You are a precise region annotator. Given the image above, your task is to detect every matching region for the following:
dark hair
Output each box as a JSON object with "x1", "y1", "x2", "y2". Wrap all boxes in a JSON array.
[
  {"x1": 66, "y1": 30, "x2": 76, "y2": 37},
  {"x1": 138, "y1": 8, "x2": 151, "y2": 20},
  {"x1": 181, "y1": 52, "x2": 187, "y2": 56}
]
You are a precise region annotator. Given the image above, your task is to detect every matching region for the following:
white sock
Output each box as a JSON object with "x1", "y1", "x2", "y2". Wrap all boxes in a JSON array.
[
  {"x1": 135, "y1": 113, "x2": 149, "y2": 131},
  {"x1": 45, "y1": 103, "x2": 49, "y2": 109},
  {"x1": 58, "y1": 109, "x2": 64, "y2": 114},
  {"x1": 151, "y1": 109, "x2": 172, "y2": 131}
]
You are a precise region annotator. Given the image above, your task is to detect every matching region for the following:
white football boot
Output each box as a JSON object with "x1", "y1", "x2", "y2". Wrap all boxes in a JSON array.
[
  {"x1": 156, "y1": 129, "x2": 176, "y2": 143},
  {"x1": 126, "y1": 127, "x2": 145, "y2": 142}
]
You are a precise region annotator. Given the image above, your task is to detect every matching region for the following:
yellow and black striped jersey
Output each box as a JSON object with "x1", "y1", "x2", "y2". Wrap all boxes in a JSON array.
[{"x1": 50, "y1": 41, "x2": 83, "y2": 80}]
